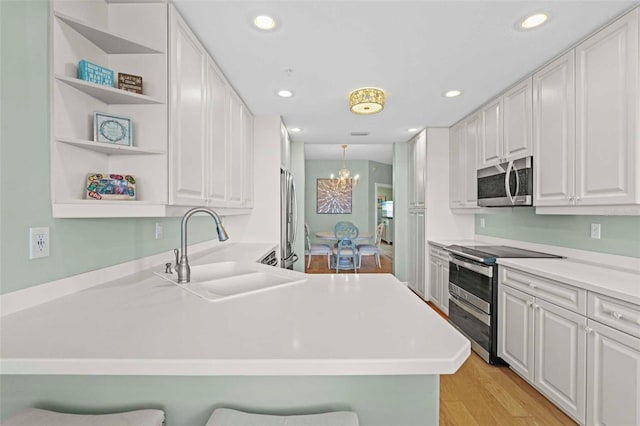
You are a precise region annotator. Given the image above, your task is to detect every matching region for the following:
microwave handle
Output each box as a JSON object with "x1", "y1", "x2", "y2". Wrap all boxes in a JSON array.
[
  {"x1": 513, "y1": 161, "x2": 520, "y2": 200},
  {"x1": 504, "y1": 160, "x2": 514, "y2": 205}
]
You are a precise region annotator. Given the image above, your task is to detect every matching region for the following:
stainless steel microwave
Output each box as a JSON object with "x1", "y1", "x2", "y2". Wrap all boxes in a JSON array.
[{"x1": 477, "y1": 157, "x2": 533, "y2": 207}]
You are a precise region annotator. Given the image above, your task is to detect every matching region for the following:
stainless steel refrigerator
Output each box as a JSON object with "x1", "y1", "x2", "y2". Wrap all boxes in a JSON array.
[{"x1": 280, "y1": 169, "x2": 298, "y2": 269}]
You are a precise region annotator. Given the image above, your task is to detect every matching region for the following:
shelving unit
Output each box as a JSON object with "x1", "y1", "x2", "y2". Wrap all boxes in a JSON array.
[{"x1": 51, "y1": 0, "x2": 168, "y2": 218}]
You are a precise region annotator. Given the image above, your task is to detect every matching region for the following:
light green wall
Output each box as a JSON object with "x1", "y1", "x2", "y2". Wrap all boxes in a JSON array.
[
  {"x1": 0, "y1": 0, "x2": 217, "y2": 294},
  {"x1": 392, "y1": 143, "x2": 409, "y2": 281},
  {"x1": 304, "y1": 160, "x2": 370, "y2": 243},
  {"x1": 367, "y1": 162, "x2": 393, "y2": 235},
  {"x1": 476, "y1": 208, "x2": 640, "y2": 258},
  {"x1": 0, "y1": 374, "x2": 439, "y2": 425}
]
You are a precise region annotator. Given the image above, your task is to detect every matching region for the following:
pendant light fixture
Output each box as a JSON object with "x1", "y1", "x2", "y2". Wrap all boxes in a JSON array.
[
  {"x1": 331, "y1": 144, "x2": 360, "y2": 186},
  {"x1": 349, "y1": 87, "x2": 385, "y2": 115}
]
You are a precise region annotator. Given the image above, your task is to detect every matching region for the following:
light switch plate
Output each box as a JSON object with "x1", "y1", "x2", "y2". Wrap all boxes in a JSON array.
[
  {"x1": 29, "y1": 227, "x2": 50, "y2": 259},
  {"x1": 590, "y1": 223, "x2": 601, "y2": 239}
]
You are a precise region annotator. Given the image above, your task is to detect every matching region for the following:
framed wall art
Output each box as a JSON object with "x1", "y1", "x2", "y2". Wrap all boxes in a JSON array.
[
  {"x1": 317, "y1": 178, "x2": 352, "y2": 214},
  {"x1": 93, "y1": 112, "x2": 132, "y2": 146}
]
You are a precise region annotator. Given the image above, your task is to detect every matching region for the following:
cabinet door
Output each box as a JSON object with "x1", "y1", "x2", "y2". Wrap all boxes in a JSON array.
[
  {"x1": 533, "y1": 51, "x2": 576, "y2": 207},
  {"x1": 415, "y1": 210, "x2": 426, "y2": 297},
  {"x1": 206, "y1": 59, "x2": 228, "y2": 205},
  {"x1": 428, "y1": 257, "x2": 441, "y2": 307},
  {"x1": 169, "y1": 9, "x2": 207, "y2": 206},
  {"x1": 575, "y1": 9, "x2": 639, "y2": 205},
  {"x1": 243, "y1": 108, "x2": 254, "y2": 207},
  {"x1": 409, "y1": 132, "x2": 426, "y2": 208},
  {"x1": 587, "y1": 319, "x2": 640, "y2": 426},
  {"x1": 227, "y1": 91, "x2": 244, "y2": 205},
  {"x1": 503, "y1": 78, "x2": 533, "y2": 161},
  {"x1": 464, "y1": 113, "x2": 480, "y2": 206},
  {"x1": 441, "y1": 262, "x2": 450, "y2": 315},
  {"x1": 449, "y1": 122, "x2": 465, "y2": 208},
  {"x1": 534, "y1": 299, "x2": 587, "y2": 424},
  {"x1": 499, "y1": 285, "x2": 535, "y2": 383},
  {"x1": 479, "y1": 98, "x2": 503, "y2": 168}
]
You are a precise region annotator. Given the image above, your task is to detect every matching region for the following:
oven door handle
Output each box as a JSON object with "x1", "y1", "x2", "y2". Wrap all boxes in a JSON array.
[
  {"x1": 450, "y1": 295, "x2": 491, "y2": 326},
  {"x1": 449, "y1": 256, "x2": 493, "y2": 277}
]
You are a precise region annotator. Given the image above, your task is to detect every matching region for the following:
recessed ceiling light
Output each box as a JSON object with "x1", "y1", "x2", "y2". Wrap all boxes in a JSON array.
[
  {"x1": 254, "y1": 15, "x2": 276, "y2": 30},
  {"x1": 520, "y1": 13, "x2": 548, "y2": 29},
  {"x1": 408, "y1": 128, "x2": 418, "y2": 132},
  {"x1": 277, "y1": 89, "x2": 294, "y2": 98},
  {"x1": 444, "y1": 90, "x2": 462, "y2": 98},
  {"x1": 290, "y1": 127, "x2": 302, "y2": 133}
]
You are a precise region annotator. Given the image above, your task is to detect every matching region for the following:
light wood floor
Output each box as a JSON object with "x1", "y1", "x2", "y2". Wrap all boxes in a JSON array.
[
  {"x1": 428, "y1": 303, "x2": 577, "y2": 426},
  {"x1": 304, "y1": 253, "x2": 393, "y2": 274}
]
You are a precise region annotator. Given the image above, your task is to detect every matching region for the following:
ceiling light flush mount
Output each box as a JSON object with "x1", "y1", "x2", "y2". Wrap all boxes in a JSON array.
[
  {"x1": 520, "y1": 13, "x2": 548, "y2": 30},
  {"x1": 444, "y1": 90, "x2": 462, "y2": 98},
  {"x1": 277, "y1": 89, "x2": 294, "y2": 98},
  {"x1": 349, "y1": 87, "x2": 385, "y2": 115},
  {"x1": 253, "y1": 15, "x2": 276, "y2": 30}
]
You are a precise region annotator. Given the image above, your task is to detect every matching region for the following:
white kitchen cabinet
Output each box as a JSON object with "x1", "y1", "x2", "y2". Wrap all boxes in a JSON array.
[
  {"x1": 535, "y1": 9, "x2": 640, "y2": 209},
  {"x1": 534, "y1": 299, "x2": 587, "y2": 424},
  {"x1": 51, "y1": 1, "x2": 169, "y2": 217},
  {"x1": 408, "y1": 210, "x2": 426, "y2": 298},
  {"x1": 479, "y1": 78, "x2": 532, "y2": 169},
  {"x1": 575, "y1": 9, "x2": 639, "y2": 206},
  {"x1": 169, "y1": 5, "x2": 253, "y2": 210},
  {"x1": 533, "y1": 51, "x2": 576, "y2": 207},
  {"x1": 449, "y1": 113, "x2": 480, "y2": 210},
  {"x1": 408, "y1": 130, "x2": 426, "y2": 208},
  {"x1": 169, "y1": 7, "x2": 207, "y2": 206},
  {"x1": 499, "y1": 273, "x2": 587, "y2": 424},
  {"x1": 587, "y1": 319, "x2": 640, "y2": 426},
  {"x1": 428, "y1": 244, "x2": 450, "y2": 315}
]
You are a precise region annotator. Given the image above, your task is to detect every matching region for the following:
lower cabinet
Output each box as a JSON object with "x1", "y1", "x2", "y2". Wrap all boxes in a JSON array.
[
  {"x1": 499, "y1": 266, "x2": 640, "y2": 426},
  {"x1": 587, "y1": 319, "x2": 640, "y2": 426},
  {"x1": 408, "y1": 210, "x2": 425, "y2": 297},
  {"x1": 428, "y1": 244, "x2": 450, "y2": 314}
]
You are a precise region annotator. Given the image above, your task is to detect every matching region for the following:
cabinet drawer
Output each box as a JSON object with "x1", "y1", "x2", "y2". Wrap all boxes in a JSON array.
[
  {"x1": 428, "y1": 245, "x2": 449, "y2": 261},
  {"x1": 589, "y1": 292, "x2": 640, "y2": 339},
  {"x1": 501, "y1": 267, "x2": 587, "y2": 314}
]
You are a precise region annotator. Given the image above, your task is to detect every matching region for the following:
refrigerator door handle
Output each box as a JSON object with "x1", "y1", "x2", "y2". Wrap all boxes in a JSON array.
[{"x1": 290, "y1": 176, "x2": 297, "y2": 249}]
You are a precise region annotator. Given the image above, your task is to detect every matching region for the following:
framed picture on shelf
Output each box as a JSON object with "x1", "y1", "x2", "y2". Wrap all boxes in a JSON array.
[
  {"x1": 86, "y1": 173, "x2": 136, "y2": 201},
  {"x1": 93, "y1": 112, "x2": 132, "y2": 146}
]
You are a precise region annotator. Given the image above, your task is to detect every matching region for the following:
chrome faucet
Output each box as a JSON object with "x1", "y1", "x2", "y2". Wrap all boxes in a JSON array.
[{"x1": 175, "y1": 207, "x2": 229, "y2": 283}]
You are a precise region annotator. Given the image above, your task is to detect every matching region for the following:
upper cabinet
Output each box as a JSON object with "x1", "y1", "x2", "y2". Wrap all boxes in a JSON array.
[
  {"x1": 574, "y1": 9, "x2": 639, "y2": 206},
  {"x1": 479, "y1": 78, "x2": 532, "y2": 169},
  {"x1": 450, "y1": 113, "x2": 480, "y2": 210},
  {"x1": 409, "y1": 130, "x2": 427, "y2": 208},
  {"x1": 168, "y1": 5, "x2": 253, "y2": 211},
  {"x1": 51, "y1": 1, "x2": 169, "y2": 218},
  {"x1": 535, "y1": 9, "x2": 640, "y2": 209}
]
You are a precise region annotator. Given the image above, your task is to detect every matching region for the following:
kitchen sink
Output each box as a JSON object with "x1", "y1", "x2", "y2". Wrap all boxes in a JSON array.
[{"x1": 155, "y1": 261, "x2": 306, "y2": 301}]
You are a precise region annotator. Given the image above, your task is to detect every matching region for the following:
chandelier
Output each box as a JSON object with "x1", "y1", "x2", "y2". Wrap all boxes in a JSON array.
[
  {"x1": 349, "y1": 87, "x2": 385, "y2": 115},
  {"x1": 330, "y1": 145, "x2": 359, "y2": 185}
]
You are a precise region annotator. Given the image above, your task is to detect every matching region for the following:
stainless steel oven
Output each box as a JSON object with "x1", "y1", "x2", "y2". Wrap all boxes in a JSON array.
[{"x1": 447, "y1": 254, "x2": 497, "y2": 364}]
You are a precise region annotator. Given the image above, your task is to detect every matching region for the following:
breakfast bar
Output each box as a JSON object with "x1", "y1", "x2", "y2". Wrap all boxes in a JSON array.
[{"x1": 0, "y1": 245, "x2": 470, "y2": 425}]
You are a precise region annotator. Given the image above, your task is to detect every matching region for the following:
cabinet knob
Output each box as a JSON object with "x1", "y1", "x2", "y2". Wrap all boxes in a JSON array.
[
  {"x1": 612, "y1": 311, "x2": 623, "y2": 320},
  {"x1": 526, "y1": 301, "x2": 533, "y2": 307},
  {"x1": 585, "y1": 326, "x2": 593, "y2": 334}
]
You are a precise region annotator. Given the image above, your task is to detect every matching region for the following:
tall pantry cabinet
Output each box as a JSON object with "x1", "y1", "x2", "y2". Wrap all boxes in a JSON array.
[{"x1": 407, "y1": 130, "x2": 426, "y2": 298}]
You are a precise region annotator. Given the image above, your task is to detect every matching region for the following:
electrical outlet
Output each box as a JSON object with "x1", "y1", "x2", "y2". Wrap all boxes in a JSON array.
[
  {"x1": 155, "y1": 222, "x2": 163, "y2": 240},
  {"x1": 590, "y1": 223, "x2": 601, "y2": 240},
  {"x1": 479, "y1": 217, "x2": 486, "y2": 228},
  {"x1": 29, "y1": 227, "x2": 50, "y2": 259}
]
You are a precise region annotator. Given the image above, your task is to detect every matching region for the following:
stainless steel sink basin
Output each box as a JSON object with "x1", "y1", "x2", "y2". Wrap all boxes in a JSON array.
[{"x1": 155, "y1": 261, "x2": 306, "y2": 301}]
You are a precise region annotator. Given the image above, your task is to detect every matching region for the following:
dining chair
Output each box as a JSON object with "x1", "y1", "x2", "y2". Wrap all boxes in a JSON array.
[
  {"x1": 357, "y1": 222, "x2": 385, "y2": 268},
  {"x1": 333, "y1": 221, "x2": 359, "y2": 273},
  {"x1": 304, "y1": 224, "x2": 331, "y2": 269}
]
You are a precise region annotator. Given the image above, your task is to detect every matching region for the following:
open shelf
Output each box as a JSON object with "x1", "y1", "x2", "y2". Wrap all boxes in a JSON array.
[
  {"x1": 57, "y1": 136, "x2": 165, "y2": 155},
  {"x1": 54, "y1": 11, "x2": 164, "y2": 54},
  {"x1": 52, "y1": 200, "x2": 169, "y2": 218},
  {"x1": 55, "y1": 74, "x2": 163, "y2": 104}
]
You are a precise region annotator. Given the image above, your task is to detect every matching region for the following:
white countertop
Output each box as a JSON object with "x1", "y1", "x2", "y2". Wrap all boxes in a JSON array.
[
  {"x1": 0, "y1": 245, "x2": 470, "y2": 376},
  {"x1": 497, "y1": 258, "x2": 640, "y2": 305}
]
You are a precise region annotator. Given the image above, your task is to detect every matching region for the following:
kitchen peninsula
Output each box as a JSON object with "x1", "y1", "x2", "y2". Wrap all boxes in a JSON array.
[{"x1": 0, "y1": 244, "x2": 470, "y2": 425}]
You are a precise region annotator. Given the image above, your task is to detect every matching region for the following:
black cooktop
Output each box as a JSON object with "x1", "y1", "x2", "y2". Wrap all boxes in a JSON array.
[{"x1": 445, "y1": 245, "x2": 562, "y2": 264}]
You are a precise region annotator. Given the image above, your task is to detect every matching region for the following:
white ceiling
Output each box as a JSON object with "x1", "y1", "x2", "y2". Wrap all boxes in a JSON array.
[
  {"x1": 305, "y1": 143, "x2": 394, "y2": 164},
  {"x1": 172, "y1": 0, "x2": 638, "y2": 162}
]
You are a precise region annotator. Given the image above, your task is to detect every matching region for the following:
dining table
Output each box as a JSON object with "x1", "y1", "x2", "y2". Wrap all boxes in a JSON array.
[{"x1": 315, "y1": 231, "x2": 373, "y2": 271}]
